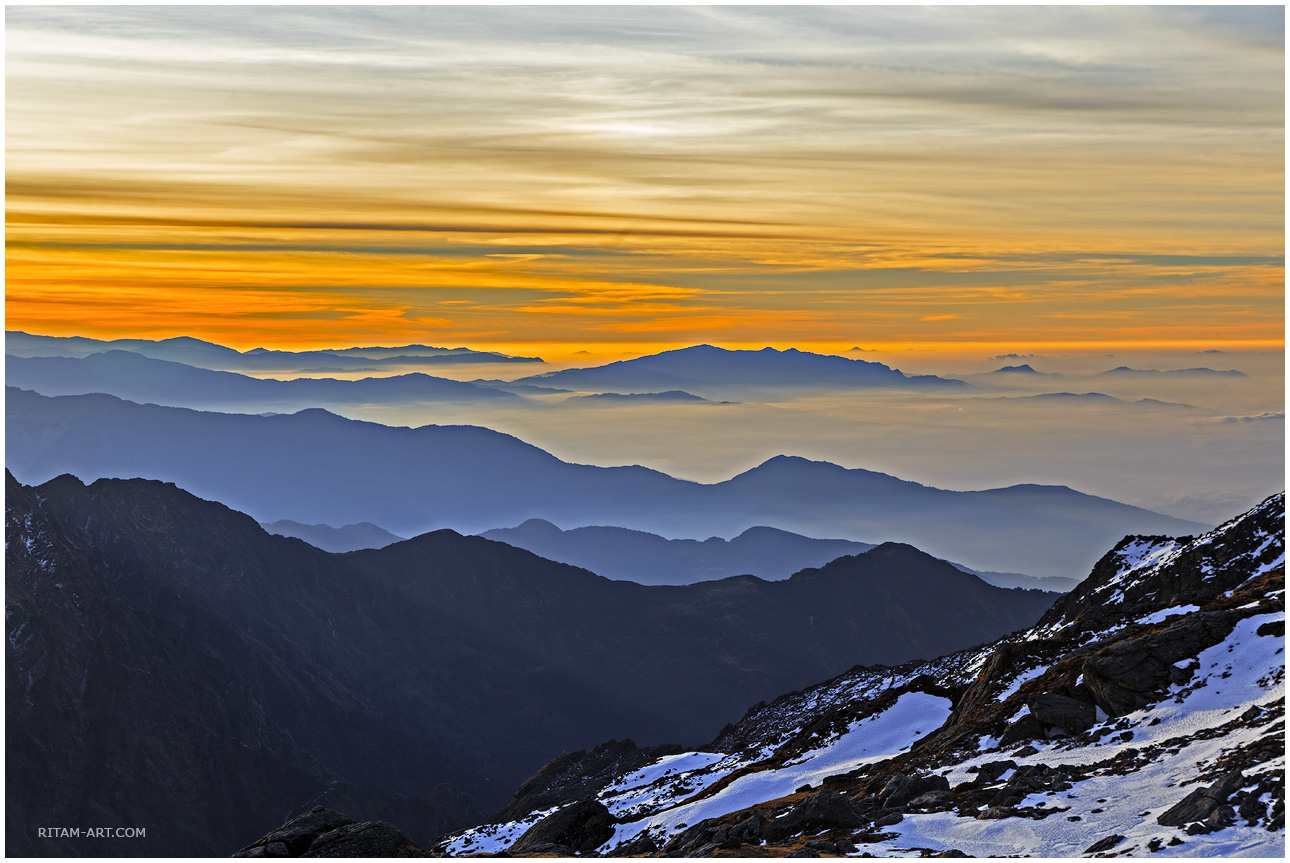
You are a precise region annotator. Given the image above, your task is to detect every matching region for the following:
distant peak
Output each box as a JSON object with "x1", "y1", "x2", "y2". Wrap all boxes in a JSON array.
[
  {"x1": 993, "y1": 364, "x2": 1038, "y2": 373},
  {"x1": 515, "y1": 518, "x2": 562, "y2": 532},
  {"x1": 288, "y1": 407, "x2": 345, "y2": 420},
  {"x1": 866, "y1": 541, "x2": 929, "y2": 557}
]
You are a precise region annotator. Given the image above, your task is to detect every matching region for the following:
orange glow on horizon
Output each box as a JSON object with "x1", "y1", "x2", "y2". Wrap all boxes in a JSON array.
[{"x1": 5, "y1": 6, "x2": 1283, "y2": 358}]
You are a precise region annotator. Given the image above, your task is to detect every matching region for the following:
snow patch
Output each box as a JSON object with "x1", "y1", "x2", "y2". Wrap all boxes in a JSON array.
[
  {"x1": 1137, "y1": 604, "x2": 1200, "y2": 625},
  {"x1": 604, "y1": 691, "x2": 952, "y2": 851}
]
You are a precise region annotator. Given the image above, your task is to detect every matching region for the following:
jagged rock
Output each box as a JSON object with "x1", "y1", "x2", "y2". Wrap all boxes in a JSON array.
[
  {"x1": 664, "y1": 821, "x2": 716, "y2": 855},
  {"x1": 494, "y1": 739, "x2": 683, "y2": 823},
  {"x1": 302, "y1": 821, "x2": 421, "y2": 857},
  {"x1": 968, "y1": 760, "x2": 1017, "y2": 786},
  {"x1": 805, "y1": 838, "x2": 838, "y2": 852},
  {"x1": 1083, "y1": 611, "x2": 1243, "y2": 716},
  {"x1": 976, "y1": 806, "x2": 1017, "y2": 820},
  {"x1": 685, "y1": 841, "x2": 722, "y2": 857},
  {"x1": 1157, "y1": 771, "x2": 1245, "y2": 827},
  {"x1": 514, "y1": 841, "x2": 575, "y2": 856},
  {"x1": 998, "y1": 714, "x2": 1046, "y2": 747},
  {"x1": 1027, "y1": 694, "x2": 1095, "y2": 734},
  {"x1": 853, "y1": 795, "x2": 881, "y2": 812},
  {"x1": 786, "y1": 849, "x2": 821, "y2": 858},
  {"x1": 873, "y1": 811, "x2": 904, "y2": 827},
  {"x1": 1256, "y1": 620, "x2": 1284, "y2": 637},
  {"x1": 510, "y1": 798, "x2": 616, "y2": 855},
  {"x1": 879, "y1": 772, "x2": 951, "y2": 806},
  {"x1": 908, "y1": 790, "x2": 955, "y2": 808},
  {"x1": 234, "y1": 808, "x2": 357, "y2": 857},
  {"x1": 762, "y1": 790, "x2": 868, "y2": 840},
  {"x1": 1003, "y1": 764, "x2": 1071, "y2": 795},
  {"x1": 612, "y1": 831, "x2": 658, "y2": 856},
  {"x1": 1084, "y1": 834, "x2": 1125, "y2": 853},
  {"x1": 728, "y1": 813, "x2": 764, "y2": 843},
  {"x1": 987, "y1": 788, "x2": 1025, "y2": 808},
  {"x1": 932, "y1": 850, "x2": 970, "y2": 858}
]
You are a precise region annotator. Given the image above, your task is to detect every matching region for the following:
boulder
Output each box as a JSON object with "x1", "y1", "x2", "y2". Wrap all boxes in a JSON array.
[
  {"x1": 510, "y1": 798, "x2": 617, "y2": 855},
  {"x1": 1027, "y1": 694, "x2": 1096, "y2": 735},
  {"x1": 303, "y1": 821, "x2": 421, "y2": 857},
  {"x1": 907, "y1": 790, "x2": 955, "y2": 809},
  {"x1": 999, "y1": 714, "x2": 1046, "y2": 747},
  {"x1": 233, "y1": 808, "x2": 356, "y2": 858},
  {"x1": 970, "y1": 760, "x2": 1018, "y2": 786},
  {"x1": 1083, "y1": 612, "x2": 1241, "y2": 716},
  {"x1": 1157, "y1": 772, "x2": 1245, "y2": 828},
  {"x1": 761, "y1": 790, "x2": 868, "y2": 840},
  {"x1": 879, "y1": 773, "x2": 951, "y2": 807},
  {"x1": 1084, "y1": 834, "x2": 1125, "y2": 853}
]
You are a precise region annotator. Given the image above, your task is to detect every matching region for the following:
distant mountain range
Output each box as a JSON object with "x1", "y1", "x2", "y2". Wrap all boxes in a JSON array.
[
  {"x1": 4, "y1": 330, "x2": 541, "y2": 371},
  {"x1": 6, "y1": 388, "x2": 1209, "y2": 578},
  {"x1": 261, "y1": 519, "x2": 405, "y2": 554},
  {"x1": 6, "y1": 351, "x2": 523, "y2": 411},
  {"x1": 480, "y1": 520, "x2": 1077, "y2": 592},
  {"x1": 6, "y1": 470, "x2": 1057, "y2": 856},
  {"x1": 511, "y1": 345, "x2": 971, "y2": 397},
  {"x1": 1097, "y1": 365, "x2": 1247, "y2": 378},
  {"x1": 979, "y1": 392, "x2": 1199, "y2": 410},
  {"x1": 563, "y1": 391, "x2": 720, "y2": 405}
]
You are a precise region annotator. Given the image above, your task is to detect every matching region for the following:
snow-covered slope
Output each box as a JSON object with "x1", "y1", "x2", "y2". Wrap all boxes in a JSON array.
[{"x1": 437, "y1": 493, "x2": 1284, "y2": 857}]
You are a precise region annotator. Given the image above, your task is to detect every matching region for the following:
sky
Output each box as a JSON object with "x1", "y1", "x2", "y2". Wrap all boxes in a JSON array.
[{"x1": 5, "y1": 4, "x2": 1285, "y2": 359}]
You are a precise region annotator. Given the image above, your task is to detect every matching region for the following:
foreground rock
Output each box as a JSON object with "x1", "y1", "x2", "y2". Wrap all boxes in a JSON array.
[{"x1": 233, "y1": 807, "x2": 424, "y2": 857}]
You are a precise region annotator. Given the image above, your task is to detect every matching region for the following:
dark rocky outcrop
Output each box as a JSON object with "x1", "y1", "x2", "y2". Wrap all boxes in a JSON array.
[
  {"x1": 1027, "y1": 693, "x2": 1096, "y2": 734},
  {"x1": 1084, "y1": 834, "x2": 1126, "y2": 853},
  {"x1": 878, "y1": 773, "x2": 951, "y2": 808},
  {"x1": 234, "y1": 808, "x2": 355, "y2": 857},
  {"x1": 1157, "y1": 771, "x2": 1247, "y2": 829},
  {"x1": 304, "y1": 822, "x2": 423, "y2": 857},
  {"x1": 761, "y1": 790, "x2": 869, "y2": 840},
  {"x1": 509, "y1": 799, "x2": 616, "y2": 855},
  {"x1": 233, "y1": 808, "x2": 423, "y2": 857},
  {"x1": 493, "y1": 738, "x2": 683, "y2": 824},
  {"x1": 1083, "y1": 611, "x2": 1247, "y2": 716}
]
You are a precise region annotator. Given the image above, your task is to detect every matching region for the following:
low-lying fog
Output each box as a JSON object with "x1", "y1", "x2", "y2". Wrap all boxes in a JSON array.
[{"x1": 265, "y1": 347, "x2": 1282, "y2": 527}]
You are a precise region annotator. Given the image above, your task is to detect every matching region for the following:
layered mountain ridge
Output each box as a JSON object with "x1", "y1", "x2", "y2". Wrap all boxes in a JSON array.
[
  {"x1": 6, "y1": 387, "x2": 1208, "y2": 578},
  {"x1": 4, "y1": 470, "x2": 1055, "y2": 856},
  {"x1": 479, "y1": 520, "x2": 1073, "y2": 592}
]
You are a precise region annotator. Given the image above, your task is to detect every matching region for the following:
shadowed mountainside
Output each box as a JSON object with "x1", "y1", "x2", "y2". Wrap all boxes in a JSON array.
[{"x1": 6, "y1": 471, "x2": 1057, "y2": 856}]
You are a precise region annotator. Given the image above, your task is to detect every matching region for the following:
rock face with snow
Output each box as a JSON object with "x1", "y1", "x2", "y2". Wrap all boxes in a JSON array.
[{"x1": 436, "y1": 493, "x2": 1285, "y2": 857}]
